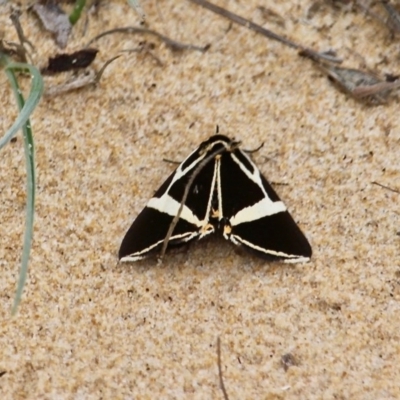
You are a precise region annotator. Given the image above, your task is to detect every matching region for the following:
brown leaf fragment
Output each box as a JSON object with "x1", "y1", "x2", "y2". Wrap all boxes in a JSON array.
[
  {"x1": 325, "y1": 66, "x2": 381, "y2": 93},
  {"x1": 43, "y1": 48, "x2": 99, "y2": 74},
  {"x1": 32, "y1": 2, "x2": 71, "y2": 48},
  {"x1": 300, "y1": 49, "x2": 400, "y2": 103},
  {"x1": 281, "y1": 353, "x2": 299, "y2": 372},
  {"x1": 320, "y1": 65, "x2": 393, "y2": 103},
  {"x1": 323, "y1": 65, "x2": 400, "y2": 102},
  {"x1": 45, "y1": 69, "x2": 97, "y2": 97},
  {"x1": 351, "y1": 79, "x2": 400, "y2": 98}
]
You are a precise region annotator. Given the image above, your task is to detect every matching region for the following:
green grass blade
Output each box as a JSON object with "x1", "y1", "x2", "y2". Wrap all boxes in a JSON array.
[
  {"x1": 2, "y1": 63, "x2": 42, "y2": 313},
  {"x1": 69, "y1": 0, "x2": 86, "y2": 25},
  {"x1": 6, "y1": 68, "x2": 36, "y2": 314},
  {"x1": 0, "y1": 61, "x2": 43, "y2": 150}
]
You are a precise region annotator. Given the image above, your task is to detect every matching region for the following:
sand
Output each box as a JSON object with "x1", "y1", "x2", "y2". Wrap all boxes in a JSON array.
[{"x1": 1, "y1": 1, "x2": 400, "y2": 399}]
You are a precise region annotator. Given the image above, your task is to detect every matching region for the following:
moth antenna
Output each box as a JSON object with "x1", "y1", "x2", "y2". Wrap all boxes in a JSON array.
[{"x1": 243, "y1": 142, "x2": 264, "y2": 154}]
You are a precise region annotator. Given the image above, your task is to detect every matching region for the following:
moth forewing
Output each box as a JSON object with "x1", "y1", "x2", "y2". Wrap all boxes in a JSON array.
[
  {"x1": 218, "y1": 144, "x2": 311, "y2": 263},
  {"x1": 119, "y1": 142, "x2": 218, "y2": 261}
]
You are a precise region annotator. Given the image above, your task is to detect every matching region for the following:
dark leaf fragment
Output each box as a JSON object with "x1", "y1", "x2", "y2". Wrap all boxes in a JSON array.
[{"x1": 43, "y1": 48, "x2": 98, "y2": 74}]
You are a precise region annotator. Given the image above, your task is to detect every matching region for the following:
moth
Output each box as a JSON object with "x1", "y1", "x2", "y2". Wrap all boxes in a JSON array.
[{"x1": 119, "y1": 134, "x2": 312, "y2": 263}]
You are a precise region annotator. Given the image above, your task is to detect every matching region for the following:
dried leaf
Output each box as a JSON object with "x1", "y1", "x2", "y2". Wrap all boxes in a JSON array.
[
  {"x1": 301, "y1": 49, "x2": 400, "y2": 103},
  {"x1": 45, "y1": 69, "x2": 97, "y2": 96},
  {"x1": 32, "y1": 2, "x2": 72, "y2": 48},
  {"x1": 43, "y1": 48, "x2": 98, "y2": 74}
]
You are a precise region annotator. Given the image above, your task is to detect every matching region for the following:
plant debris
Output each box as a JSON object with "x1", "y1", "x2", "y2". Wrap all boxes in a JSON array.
[
  {"x1": 9, "y1": 9, "x2": 34, "y2": 63},
  {"x1": 86, "y1": 26, "x2": 210, "y2": 53},
  {"x1": 281, "y1": 353, "x2": 299, "y2": 372},
  {"x1": 32, "y1": 1, "x2": 72, "y2": 48},
  {"x1": 217, "y1": 337, "x2": 229, "y2": 400},
  {"x1": 188, "y1": 0, "x2": 342, "y2": 63},
  {"x1": 300, "y1": 49, "x2": 400, "y2": 103},
  {"x1": 372, "y1": 181, "x2": 400, "y2": 194},
  {"x1": 42, "y1": 48, "x2": 99, "y2": 74},
  {"x1": 44, "y1": 55, "x2": 120, "y2": 97}
]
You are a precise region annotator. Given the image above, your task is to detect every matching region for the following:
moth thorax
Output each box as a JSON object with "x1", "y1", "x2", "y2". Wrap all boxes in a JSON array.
[
  {"x1": 200, "y1": 223, "x2": 214, "y2": 237},
  {"x1": 219, "y1": 217, "x2": 232, "y2": 235},
  {"x1": 223, "y1": 224, "x2": 232, "y2": 236}
]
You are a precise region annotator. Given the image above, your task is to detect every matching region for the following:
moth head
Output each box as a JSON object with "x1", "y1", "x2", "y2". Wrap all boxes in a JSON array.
[{"x1": 199, "y1": 135, "x2": 240, "y2": 156}]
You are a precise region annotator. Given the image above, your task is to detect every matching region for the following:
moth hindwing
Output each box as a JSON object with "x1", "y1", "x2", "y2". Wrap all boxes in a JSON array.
[{"x1": 119, "y1": 134, "x2": 312, "y2": 263}]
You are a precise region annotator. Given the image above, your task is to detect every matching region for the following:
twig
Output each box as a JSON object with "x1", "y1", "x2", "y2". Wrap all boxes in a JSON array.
[
  {"x1": 9, "y1": 9, "x2": 34, "y2": 63},
  {"x1": 187, "y1": 0, "x2": 342, "y2": 63},
  {"x1": 372, "y1": 181, "x2": 400, "y2": 194},
  {"x1": 120, "y1": 47, "x2": 163, "y2": 66},
  {"x1": 158, "y1": 140, "x2": 240, "y2": 261},
  {"x1": 217, "y1": 337, "x2": 229, "y2": 400},
  {"x1": 86, "y1": 26, "x2": 209, "y2": 52}
]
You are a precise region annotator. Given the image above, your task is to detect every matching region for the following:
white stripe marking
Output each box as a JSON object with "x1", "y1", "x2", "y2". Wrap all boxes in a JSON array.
[
  {"x1": 120, "y1": 231, "x2": 200, "y2": 262},
  {"x1": 229, "y1": 234, "x2": 310, "y2": 263},
  {"x1": 148, "y1": 195, "x2": 202, "y2": 227},
  {"x1": 231, "y1": 152, "x2": 266, "y2": 194},
  {"x1": 148, "y1": 150, "x2": 219, "y2": 228},
  {"x1": 229, "y1": 199, "x2": 286, "y2": 226}
]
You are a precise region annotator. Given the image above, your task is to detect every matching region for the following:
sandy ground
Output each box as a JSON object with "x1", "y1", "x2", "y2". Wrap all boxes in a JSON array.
[{"x1": 1, "y1": 1, "x2": 400, "y2": 399}]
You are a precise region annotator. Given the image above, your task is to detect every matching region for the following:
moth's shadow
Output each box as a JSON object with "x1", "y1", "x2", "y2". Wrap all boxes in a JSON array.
[{"x1": 117, "y1": 234, "x2": 300, "y2": 278}]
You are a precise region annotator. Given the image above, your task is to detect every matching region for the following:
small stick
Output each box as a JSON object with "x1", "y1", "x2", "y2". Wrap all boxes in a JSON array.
[
  {"x1": 217, "y1": 337, "x2": 229, "y2": 400},
  {"x1": 9, "y1": 9, "x2": 34, "y2": 63},
  {"x1": 120, "y1": 47, "x2": 164, "y2": 66},
  {"x1": 188, "y1": 0, "x2": 342, "y2": 63},
  {"x1": 86, "y1": 26, "x2": 209, "y2": 52},
  {"x1": 189, "y1": 0, "x2": 298, "y2": 49},
  {"x1": 372, "y1": 181, "x2": 400, "y2": 194},
  {"x1": 158, "y1": 140, "x2": 240, "y2": 261}
]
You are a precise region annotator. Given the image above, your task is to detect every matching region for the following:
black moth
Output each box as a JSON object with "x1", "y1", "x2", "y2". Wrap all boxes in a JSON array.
[{"x1": 119, "y1": 134, "x2": 311, "y2": 263}]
